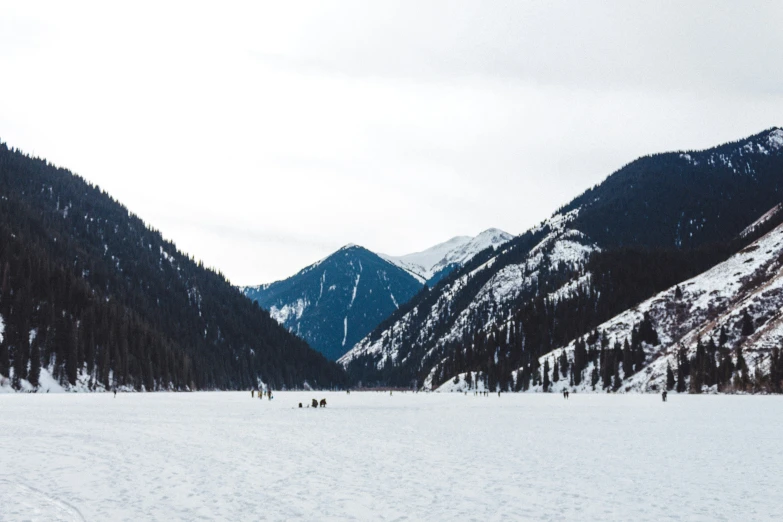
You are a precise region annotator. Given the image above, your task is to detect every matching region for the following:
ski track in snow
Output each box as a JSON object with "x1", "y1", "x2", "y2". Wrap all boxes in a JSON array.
[{"x1": 0, "y1": 392, "x2": 781, "y2": 521}]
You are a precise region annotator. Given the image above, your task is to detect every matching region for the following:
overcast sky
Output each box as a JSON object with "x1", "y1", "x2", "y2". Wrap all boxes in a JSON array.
[{"x1": 1, "y1": 1, "x2": 782, "y2": 284}]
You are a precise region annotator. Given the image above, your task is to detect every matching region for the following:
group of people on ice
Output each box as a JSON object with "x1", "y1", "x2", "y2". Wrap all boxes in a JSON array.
[
  {"x1": 251, "y1": 389, "x2": 273, "y2": 400},
  {"x1": 299, "y1": 398, "x2": 327, "y2": 408},
  {"x1": 251, "y1": 389, "x2": 327, "y2": 408}
]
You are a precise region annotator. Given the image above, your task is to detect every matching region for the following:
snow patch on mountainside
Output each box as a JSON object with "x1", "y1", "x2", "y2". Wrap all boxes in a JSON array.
[
  {"x1": 548, "y1": 273, "x2": 592, "y2": 302},
  {"x1": 269, "y1": 298, "x2": 308, "y2": 324},
  {"x1": 348, "y1": 263, "x2": 362, "y2": 309},
  {"x1": 766, "y1": 128, "x2": 783, "y2": 149}
]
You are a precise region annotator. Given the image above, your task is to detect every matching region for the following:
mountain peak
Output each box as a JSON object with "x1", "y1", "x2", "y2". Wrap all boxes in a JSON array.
[
  {"x1": 381, "y1": 229, "x2": 513, "y2": 284},
  {"x1": 242, "y1": 244, "x2": 422, "y2": 361},
  {"x1": 338, "y1": 243, "x2": 362, "y2": 251},
  {"x1": 476, "y1": 228, "x2": 514, "y2": 241}
]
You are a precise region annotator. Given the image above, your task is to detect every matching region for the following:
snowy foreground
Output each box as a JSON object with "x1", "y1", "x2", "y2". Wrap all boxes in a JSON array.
[{"x1": 1, "y1": 393, "x2": 781, "y2": 521}]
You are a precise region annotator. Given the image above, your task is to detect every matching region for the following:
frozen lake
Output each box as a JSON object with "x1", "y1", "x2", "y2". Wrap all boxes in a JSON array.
[{"x1": 1, "y1": 392, "x2": 781, "y2": 521}]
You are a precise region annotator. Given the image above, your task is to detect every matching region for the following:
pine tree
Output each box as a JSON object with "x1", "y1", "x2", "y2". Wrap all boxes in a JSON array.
[
  {"x1": 638, "y1": 312, "x2": 659, "y2": 345},
  {"x1": 769, "y1": 348, "x2": 781, "y2": 393},
  {"x1": 559, "y1": 350, "x2": 569, "y2": 378},
  {"x1": 623, "y1": 338, "x2": 633, "y2": 376},
  {"x1": 28, "y1": 335, "x2": 41, "y2": 388},
  {"x1": 690, "y1": 339, "x2": 704, "y2": 393},
  {"x1": 666, "y1": 362, "x2": 675, "y2": 390},
  {"x1": 0, "y1": 339, "x2": 8, "y2": 378},
  {"x1": 573, "y1": 337, "x2": 586, "y2": 386},
  {"x1": 674, "y1": 285, "x2": 683, "y2": 299},
  {"x1": 735, "y1": 345, "x2": 747, "y2": 374},
  {"x1": 740, "y1": 309, "x2": 755, "y2": 337},
  {"x1": 676, "y1": 346, "x2": 688, "y2": 393},
  {"x1": 543, "y1": 359, "x2": 550, "y2": 392},
  {"x1": 719, "y1": 325, "x2": 728, "y2": 346},
  {"x1": 552, "y1": 360, "x2": 560, "y2": 383},
  {"x1": 65, "y1": 320, "x2": 78, "y2": 386}
]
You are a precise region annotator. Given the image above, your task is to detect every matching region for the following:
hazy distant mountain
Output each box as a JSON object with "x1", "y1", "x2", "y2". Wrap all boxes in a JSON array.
[
  {"x1": 242, "y1": 246, "x2": 422, "y2": 361},
  {"x1": 381, "y1": 228, "x2": 513, "y2": 285}
]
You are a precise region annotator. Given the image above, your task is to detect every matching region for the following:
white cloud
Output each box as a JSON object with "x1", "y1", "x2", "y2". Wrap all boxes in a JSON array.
[{"x1": 1, "y1": 0, "x2": 781, "y2": 284}]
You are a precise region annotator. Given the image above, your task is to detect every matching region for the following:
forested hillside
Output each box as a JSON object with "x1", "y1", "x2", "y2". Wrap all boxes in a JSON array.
[
  {"x1": 437, "y1": 213, "x2": 783, "y2": 395},
  {"x1": 0, "y1": 143, "x2": 346, "y2": 391},
  {"x1": 342, "y1": 128, "x2": 783, "y2": 391}
]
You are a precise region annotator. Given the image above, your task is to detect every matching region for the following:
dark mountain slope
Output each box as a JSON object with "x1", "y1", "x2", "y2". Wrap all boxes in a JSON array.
[
  {"x1": 243, "y1": 246, "x2": 422, "y2": 361},
  {"x1": 565, "y1": 128, "x2": 783, "y2": 248},
  {"x1": 0, "y1": 142, "x2": 345, "y2": 391},
  {"x1": 341, "y1": 127, "x2": 783, "y2": 389}
]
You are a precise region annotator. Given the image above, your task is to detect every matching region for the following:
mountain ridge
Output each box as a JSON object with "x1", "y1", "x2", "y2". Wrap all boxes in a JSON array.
[
  {"x1": 380, "y1": 228, "x2": 513, "y2": 285},
  {"x1": 0, "y1": 141, "x2": 345, "y2": 392},
  {"x1": 242, "y1": 230, "x2": 512, "y2": 360},
  {"x1": 341, "y1": 127, "x2": 783, "y2": 392},
  {"x1": 438, "y1": 209, "x2": 783, "y2": 393}
]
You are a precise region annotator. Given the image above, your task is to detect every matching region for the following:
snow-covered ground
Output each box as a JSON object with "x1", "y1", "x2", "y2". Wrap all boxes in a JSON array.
[{"x1": 1, "y1": 392, "x2": 781, "y2": 521}]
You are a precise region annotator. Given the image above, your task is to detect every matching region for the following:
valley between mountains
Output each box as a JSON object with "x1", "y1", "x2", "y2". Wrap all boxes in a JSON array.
[{"x1": 3, "y1": 128, "x2": 783, "y2": 394}]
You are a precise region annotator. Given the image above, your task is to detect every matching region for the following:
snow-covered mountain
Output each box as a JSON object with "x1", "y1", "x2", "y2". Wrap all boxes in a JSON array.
[
  {"x1": 380, "y1": 228, "x2": 513, "y2": 285},
  {"x1": 341, "y1": 127, "x2": 783, "y2": 392},
  {"x1": 242, "y1": 229, "x2": 511, "y2": 361},
  {"x1": 340, "y1": 209, "x2": 598, "y2": 375},
  {"x1": 439, "y1": 210, "x2": 783, "y2": 393},
  {"x1": 242, "y1": 246, "x2": 422, "y2": 361}
]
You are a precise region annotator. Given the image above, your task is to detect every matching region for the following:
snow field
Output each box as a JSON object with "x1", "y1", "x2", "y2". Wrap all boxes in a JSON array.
[{"x1": 1, "y1": 392, "x2": 781, "y2": 521}]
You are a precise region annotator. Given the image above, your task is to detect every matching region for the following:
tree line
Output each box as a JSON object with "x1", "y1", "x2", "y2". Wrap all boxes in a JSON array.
[{"x1": 0, "y1": 142, "x2": 346, "y2": 391}]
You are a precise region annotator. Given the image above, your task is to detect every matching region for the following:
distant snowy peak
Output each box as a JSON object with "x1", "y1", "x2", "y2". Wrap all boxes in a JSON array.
[{"x1": 381, "y1": 228, "x2": 513, "y2": 284}]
